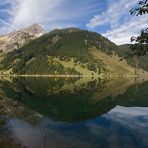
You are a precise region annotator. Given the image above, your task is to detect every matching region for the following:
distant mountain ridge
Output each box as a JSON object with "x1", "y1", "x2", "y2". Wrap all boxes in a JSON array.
[
  {"x1": 118, "y1": 44, "x2": 148, "y2": 71},
  {"x1": 0, "y1": 24, "x2": 46, "y2": 53}
]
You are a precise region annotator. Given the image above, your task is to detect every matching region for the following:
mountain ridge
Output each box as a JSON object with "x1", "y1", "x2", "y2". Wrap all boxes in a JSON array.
[
  {"x1": 118, "y1": 44, "x2": 148, "y2": 71},
  {"x1": 0, "y1": 25, "x2": 147, "y2": 76}
]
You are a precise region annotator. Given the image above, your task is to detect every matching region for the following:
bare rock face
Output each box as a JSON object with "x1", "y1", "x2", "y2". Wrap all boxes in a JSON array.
[
  {"x1": 20, "y1": 23, "x2": 46, "y2": 37},
  {"x1": 0, "y1": 24, "x2": 46, "y2": 53}
]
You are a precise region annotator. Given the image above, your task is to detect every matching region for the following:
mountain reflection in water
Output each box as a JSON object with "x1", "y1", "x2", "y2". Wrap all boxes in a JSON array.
[{"x1": 0, "y1": 77, "x2": 148, "y2": 148}]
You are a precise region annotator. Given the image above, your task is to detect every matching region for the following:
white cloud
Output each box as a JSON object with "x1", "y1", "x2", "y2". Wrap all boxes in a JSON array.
[
  {"x1": 0, "y1": 18, "x2": 11, "y2": 26},
  {"x1": 86, "y1": 0, "x2": 147, "y2": 45},
  {"x1": 103, "y1": 15, "x2": 148, "y2": 45},
  {"x1": 86, "y1": 0, "x2": 139, "y2": 29},
  {"x1": 9, "y1": 0, "x2": 65, "y2": 31},
  {"x1": 0, "y1": 0, "x2": 100, "y2": 34}
]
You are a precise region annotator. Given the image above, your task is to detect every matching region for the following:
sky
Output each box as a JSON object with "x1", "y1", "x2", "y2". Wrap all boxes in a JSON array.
[{"x1": 0, "y1": 0, "x2": 147, "y2": 45}]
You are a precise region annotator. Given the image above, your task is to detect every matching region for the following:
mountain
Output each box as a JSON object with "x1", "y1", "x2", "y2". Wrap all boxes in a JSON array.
[
  {"x1": 118, "y1": 44, "x2": 148, "y2": 71},
  {"x1": 0, "y1": 24, "x2": 46, "y2": 53},
  {"x1": 0, "y1": 27, "x2": 147, "y2": 76}
]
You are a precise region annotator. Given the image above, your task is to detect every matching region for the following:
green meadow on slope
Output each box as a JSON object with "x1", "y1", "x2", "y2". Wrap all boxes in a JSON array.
[{"x1": 0, "y1": 28, "x2": 147, "y2": 75}]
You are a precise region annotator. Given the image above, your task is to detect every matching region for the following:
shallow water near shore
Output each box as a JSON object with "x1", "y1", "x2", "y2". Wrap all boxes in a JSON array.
[{"x1": 0, "y1": 76, "x2": 148, "y2": 148}]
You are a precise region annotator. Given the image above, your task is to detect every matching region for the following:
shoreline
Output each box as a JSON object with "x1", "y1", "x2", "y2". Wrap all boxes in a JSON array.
[{"x1": 0, "y1": 73, "x2": 147, "y2": 79}]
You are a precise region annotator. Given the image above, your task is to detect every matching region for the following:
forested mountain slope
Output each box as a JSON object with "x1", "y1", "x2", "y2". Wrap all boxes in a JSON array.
[{"x1": 0, "y1": 27, "x2": 147, "y2": 76}]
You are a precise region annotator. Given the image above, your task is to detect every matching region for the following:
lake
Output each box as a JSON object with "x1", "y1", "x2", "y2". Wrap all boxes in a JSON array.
[{"x1": 0, "y1": 77, "x2": 148, "y2": 148}]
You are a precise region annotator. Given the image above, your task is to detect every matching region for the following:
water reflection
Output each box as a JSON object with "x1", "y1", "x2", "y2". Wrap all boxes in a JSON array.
[{"x1": 0, "y1": 77, "x2": 148, "y2": 148}]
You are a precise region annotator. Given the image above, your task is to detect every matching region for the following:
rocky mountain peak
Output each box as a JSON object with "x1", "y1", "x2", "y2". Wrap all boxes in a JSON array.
[
  {"x1": 21, "y1": 23, "x2": 46, "y2": 37},
  {"x1": 0, "y1": 24, "x2": 46, "y2": 53}
]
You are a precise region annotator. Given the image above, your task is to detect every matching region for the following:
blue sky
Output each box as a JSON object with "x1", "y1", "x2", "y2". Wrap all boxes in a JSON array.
[{"x1": 0, "y1": 0, "x2": 147, "y2": 44}]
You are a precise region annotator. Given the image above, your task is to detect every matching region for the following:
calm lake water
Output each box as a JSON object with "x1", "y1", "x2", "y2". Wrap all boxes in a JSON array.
[{"x1": 0, "y1": 77, "x2": 148, "y2": 148}]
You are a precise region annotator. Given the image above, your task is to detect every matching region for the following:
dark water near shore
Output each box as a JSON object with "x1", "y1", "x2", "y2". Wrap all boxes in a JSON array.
[{"x1": 0, "y1": 77, "x2": 148, "y2": 148}]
